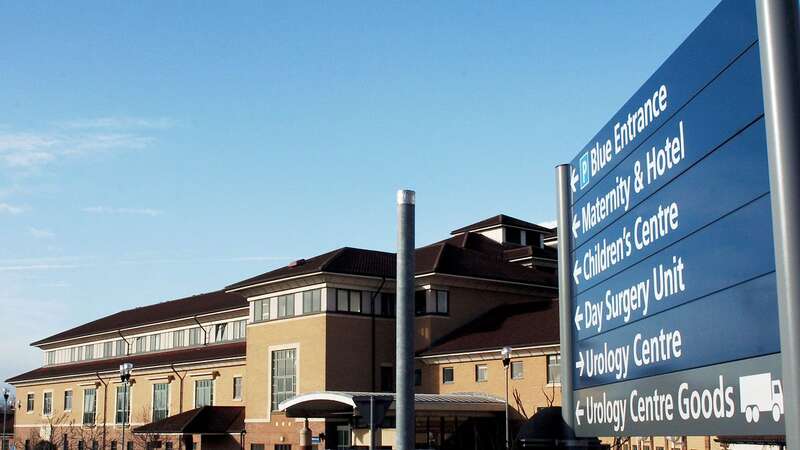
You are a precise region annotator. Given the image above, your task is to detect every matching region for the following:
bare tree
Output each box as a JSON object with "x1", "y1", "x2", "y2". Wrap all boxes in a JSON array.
[
  {"x1": 68, "y1": 420, "x2": 105, "y2": 450},
  {"x1": 131, "y1": 407, "x2": 161, "y2": 450},
  {"x1": 15, "y1": 413, "x2": 71, "y2": 450}
]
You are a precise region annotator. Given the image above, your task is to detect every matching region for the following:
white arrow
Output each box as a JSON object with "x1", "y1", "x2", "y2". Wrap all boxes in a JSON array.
[
  {"x1": 576, "y1": 351, "x2": 585, "y2": 377},
  {"x1": 574, "y1": 305, "x2": 583, "y2": 330},
  {"x1": 575, "y1": 400, "x2": 584, "y2": 426},
  {"x1": 572, "y1": 214, "x2": 581, "y2": 239},
  {"x1": 571, "y1": 167, "x2": 579, "y2": 193},
  {"x1": 573, "y1": 261, "x2": 582, "y2": 285}
]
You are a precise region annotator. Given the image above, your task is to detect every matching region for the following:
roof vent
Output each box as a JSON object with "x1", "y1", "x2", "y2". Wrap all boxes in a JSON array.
[{"x1": 288, "y1": 259, "x2": 306, "y2": 268}]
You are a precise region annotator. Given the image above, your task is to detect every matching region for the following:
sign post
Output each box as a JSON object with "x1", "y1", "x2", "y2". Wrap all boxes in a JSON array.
[
  {"x1": 757, "y1": 0, "x2": 800, "y2": 447},
  {"x1": 557, "y1": 0, "x2": 800, "y2": 438}
]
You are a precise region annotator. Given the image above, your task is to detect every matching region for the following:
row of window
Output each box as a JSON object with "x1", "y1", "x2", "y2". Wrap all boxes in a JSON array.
[
  {"x1": 252, "y1": 288, "x2": 450, "y2": 323},
  {"x1": 26, "y1": 376, "x2": 244, "y2": 423},
  {"x1": 440, "y1": 354, "x2": 561, "y2": 385},
  {"x1": 45, "y1": 320, "x2": 247, "y2": 366}
]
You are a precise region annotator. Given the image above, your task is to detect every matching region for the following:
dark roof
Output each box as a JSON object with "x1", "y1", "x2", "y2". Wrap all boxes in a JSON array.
[
  {"x1": 226, "y1": 247, "x2": 395, "y2": 290},
  {"x1": 32, "y1": 291, "x2": 247, "y2": 346},
  {"x1": 6, "y1": 342, "x2": 245, "y2": 383},
  {"x1": 450, "y1": 214, "x2": 554, "y2": 235},
  {"x1": 227, "y1": 243, "x2": 556, "y2": 291},
  {"x1": 503, "y1": 245, "x2": 558, "y2": 261},
  {"x1": 134, "y1": 406, "x2": 244, "y2": 435},
  {"x1": 419, "y1": 301, "x2": 559, "y2": 356},
  {"x1": 133, "y1": 406, "x2": 244, "y2": 434}
]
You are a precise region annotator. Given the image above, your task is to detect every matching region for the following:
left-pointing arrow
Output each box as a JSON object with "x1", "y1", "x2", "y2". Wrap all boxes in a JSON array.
[
  {"x1": 572, "y1": 214, "x2": 581, "y2": 239},
  {"x1": 571, "y1": 167, "x2": 579, "y2": 193},
  {"x1": 575, "y1": 400, "x2": 584, "y2": 426},
  {"x1": 574, "y1": 306, "x2": 583, "y2": 330},
  {"x1": 573, "y1": 261, "x2": 582, "y2": 285}
]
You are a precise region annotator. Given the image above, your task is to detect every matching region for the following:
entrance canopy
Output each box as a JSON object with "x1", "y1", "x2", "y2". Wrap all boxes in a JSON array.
[
  {"x1": 279, "y1": 391, "x2": 504, "y2": 419},
  {"x1": 133, "y1": 406, "x2": 245, "y2": 435}
]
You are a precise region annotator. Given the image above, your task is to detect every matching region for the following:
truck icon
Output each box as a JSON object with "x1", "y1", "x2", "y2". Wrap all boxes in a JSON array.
[{"x1": 739, "y1": 373, "x2": 783, "y2": 423}]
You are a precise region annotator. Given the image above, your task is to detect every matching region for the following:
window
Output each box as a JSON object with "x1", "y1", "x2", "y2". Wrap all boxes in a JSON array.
[
  {"x1": 232, "y1": 320, "x2": 246, "y2": 340},
  {"x1": 442, "y1": 367, "x2": 454, "y2": 384},
  {"x1": 233, "y1": 377, "x2": 243, "y2": 400},
  {"x1": 195, "y1": 379, "x2": 214, "y2": 408},
  {"x1": 511, "y1": 361, "x2": 524, "y2": 380},
  {"x1": 414, "y1": 369, "x2": 422, "y2": 386},
  {"x1": 63, "y1": 434, "x2": 68, "y2": 450},
  {"x1": 277, "y1": 295, "x2": 295, "y2": 318},
  {"x1": 434, "y1": 290, "x2": 449, "y2": 314},
  {"x1": 275, "y1": 445, "x2": 291, "y2": 450},
  {"x1": 127, "y1": 443, "x2": 133, "y2": 450},
  {"x1": 414, "y1": 290, "x2": 427, "y2": 315},
  {"x1": 84, "y1": 345, "x2": 94, "y2": 360},
  {"x1": 150, "y1": 334, "x2": 161, "y2": 351},
  {"x1": 46, "y1": 351, "x2": 55, "y2": 365},
  {"x1": 254, "y1": 298, "x2": 269, "y2": 322},
  {"x1": 101, "y1": 341, "x2": 112, "y2": 358},
  {"x1": 302, "y1": 289, "x2": 321, "y2": 314},
  {"x1": 26, "y1": 393, "x2": 34, "y2": 412},
  {"x1": 115, "y1": 385, "x2": 130, "y2": 424},
  {"x1": 136, "y1": 337, "x2": 146, "y2": 353},
  {"x1": 379, "y1": 293, "x2": 395, "y2": 317},
  {"x1": 475, "y1": 365, "x2": 488, "y2": 383},
  {"x1": 189, "y1": 327, "x2": 202, "y2": 346},
  {"x1": 336, "y1": 424, "x2": 351, "y2": 449},
  {"x1": 43, "y1": 392, "x2": 53, "y2": 415},
  {"x1": 115, "y1": 340, "x2": 127, "y2": 357},
  {"x1": 165, "y1": 443, "x2": 173, "y2": 450},
  {"x1": 70, "y1": 347, "x2": 79, "y2": 362},
  {"x1": 111, "y1": 442, "x2": 117, "y2": 450},
  {"x1": 505, "y1": 227, "x2": 522, "y2": 244},
  {"x1": 271, "y1": 349, "x2": 296, "y2": 410},
  {"x1": 380, "y1": 366, "x2": 394, "y2": 392},
  {"x1": 547, "y1": 354, "x2": 561, "y2": 384},
  {"x1": 250, "y1": 445, "x2": 264, "y2": 450},
  {"x1": 336, "y1": 289, "x2": 362, "y2": 313},
  {"x1": 214, "y1": 323, "x2": 227, "y2": 342},
  {"x1": 92, "y1": 441, "x2": 98, "y2": 450},
  {"x1": 83, "y1": 388, "x2": 96, "y2": 425},
  {"x1": 64, "y1": 390, "x2": 73, "y2": 411},
  {"x1": 78, "y1": 442, "x2": 84, "y2": 450},
  {"x1": 173, "y1": 330, "x2": 185, "y2": 348},
  {"x1": 153, "y1": 383, "x2": 169, "y2": 422}
]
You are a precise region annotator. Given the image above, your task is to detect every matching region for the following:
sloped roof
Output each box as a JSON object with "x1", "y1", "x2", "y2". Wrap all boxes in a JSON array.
[
  {"x1": 32, "y1": 291, "x2": 247, "y2": 346},
  {"x1": 503, "y1": 245, "x2": 558, "y2": 261},
  {"x1": 227, "y1": 243, "x2": 556, "y2": 291},
  {"x1": 450, "y1": 214, "x2": 554, "y2": 235},
  {"x1": 418, "y1": 300, "x2": 559, "y2": 356},
  {"x1": 7, "y1": 342, "x2": 246, "y2": 383},
  {"x1": 133, "y1": 406, "x2": 245, "y2": 435}
]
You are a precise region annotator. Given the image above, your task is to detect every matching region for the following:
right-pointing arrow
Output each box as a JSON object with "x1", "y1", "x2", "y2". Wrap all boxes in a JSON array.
[
  {"x1": 575, "y1": 400, "x2": 584, "y2": 426},
  {"x1": 576, "y1": 351, "x2": 585, "y2": 377},
  {"x1": 574, "y1": 305, "x2": 583, "y2": 331}
]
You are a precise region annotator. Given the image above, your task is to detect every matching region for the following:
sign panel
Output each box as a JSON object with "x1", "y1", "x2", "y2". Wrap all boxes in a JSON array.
[{"x1": 563, "y1": 0, "x2": 783, "y2": 436}]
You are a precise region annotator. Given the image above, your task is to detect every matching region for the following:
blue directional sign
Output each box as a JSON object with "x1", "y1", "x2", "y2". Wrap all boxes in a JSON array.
[{"x1": 561, "y1": 0, "x2": 784, "y2": 436}]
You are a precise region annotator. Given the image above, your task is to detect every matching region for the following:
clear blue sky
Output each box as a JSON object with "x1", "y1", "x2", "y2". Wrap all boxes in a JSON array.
[{"x1": 0, "y1": 1, "x2": 719, "y2": 386}]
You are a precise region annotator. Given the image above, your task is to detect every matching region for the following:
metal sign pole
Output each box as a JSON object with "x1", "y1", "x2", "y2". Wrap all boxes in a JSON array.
[
  {"x1": 555, "y1": 164, "x2": 575, "y2": 429},
  {"x1": 757, "y1": 0, "x2": 800, "y2": 447},
  {"x1": 396, "y1": 189, "x2": 416, "y2": 450}
]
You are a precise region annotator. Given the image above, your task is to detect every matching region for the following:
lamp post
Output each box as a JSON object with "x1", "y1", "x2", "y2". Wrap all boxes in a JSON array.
[
  {"x1": 501, "y1": 347, "x2": 512, "y2": 450},
  {"x1": 119, "y1": 364, "x2": 133, "y2": 450},
  {"x1": 2, "y1": 388, "x2": 9, "y2": 450}
]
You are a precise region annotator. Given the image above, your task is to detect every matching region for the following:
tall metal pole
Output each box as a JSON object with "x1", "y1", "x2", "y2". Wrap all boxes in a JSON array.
[
  {"x1": 121, "y1": 382, "x2": 127, "y2": 450},
  {"x1": 396, "y1": 189, "x2": 415, "y2": 450},
  {"x1": 504, "y1": 365, "x2": 510, "y2": 450},
  {"x1": 757, "y1": 1, "x2": 800, "y2": 447},
  {"x1": 555, "y1": 165, "x2": 575, "y2": 429},
  {"x1": 2, "y1": 390, "x2": 8, "y2": 450}
]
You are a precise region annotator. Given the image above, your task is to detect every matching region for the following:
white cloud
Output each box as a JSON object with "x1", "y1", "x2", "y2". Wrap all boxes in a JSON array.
[
  {"x1": 538, "y1": 219, "x2": 557, "y2": 229},
  {"x1": 0, "y1": 117, "x2": 170, "y2": 169},
  {"x1": 57, "y1": 116, "x2": 176, "y2": 130},
  {"x1": 82, "y1": 206, "x2": 164, "y2": 216},
  {"x1": 28, "y1": 227, "x2": 55, "y2": 240},
  {"x1": 0, "y1": 202, "x2": 24, "y2": 215}
]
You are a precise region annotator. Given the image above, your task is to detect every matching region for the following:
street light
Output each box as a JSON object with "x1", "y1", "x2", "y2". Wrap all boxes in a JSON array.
[
  {"x1": 501, "y1": 346, "x2": 512, "y2": 450},
  {"x1": 2, "y1": 388, "x2": 9, "y2": 450},
  {"x1": 119, "y1": 364, "x2": 133, "y2": 450}
]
